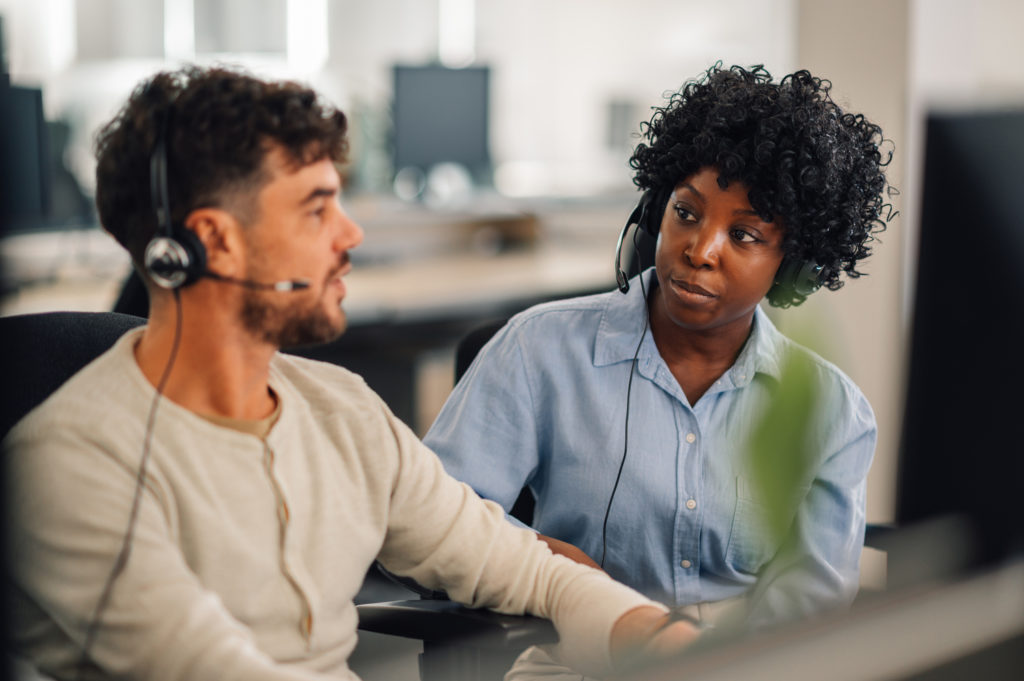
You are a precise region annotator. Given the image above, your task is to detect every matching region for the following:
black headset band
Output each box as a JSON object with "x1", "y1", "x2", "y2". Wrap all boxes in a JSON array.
[
  {"x1": 144, "y1": 108, "x2": 207, "y2": 290},
  {"x1": 618, "y1": 186, "x2": 824, "y2": 301},
  {"x1": 150, "y1": 108, "x2": 175, "y2": 239}
]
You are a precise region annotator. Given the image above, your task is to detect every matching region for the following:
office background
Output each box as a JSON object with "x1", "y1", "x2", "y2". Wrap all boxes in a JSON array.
[{"x1": 2, "y1": 0, "x2": 1024, "y2": 596}]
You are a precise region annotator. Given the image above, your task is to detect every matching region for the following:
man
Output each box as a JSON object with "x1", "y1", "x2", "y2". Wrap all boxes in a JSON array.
[{"x1": 3, "y1": 66, "x2": 695, "y2": 681}]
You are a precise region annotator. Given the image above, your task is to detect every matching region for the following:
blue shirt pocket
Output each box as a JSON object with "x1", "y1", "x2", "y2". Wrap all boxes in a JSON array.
[{"x1": 725, "y1": 475, "x2": 807, "y2": 574}]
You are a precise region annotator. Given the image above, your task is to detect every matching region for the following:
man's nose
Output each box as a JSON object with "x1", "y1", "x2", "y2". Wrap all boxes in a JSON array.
[{"x1": 334, "y1": 209, "x2": 364, "y2": 252}]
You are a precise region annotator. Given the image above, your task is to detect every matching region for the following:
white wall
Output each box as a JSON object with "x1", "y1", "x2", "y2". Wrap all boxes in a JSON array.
[
  {"x1": 782, "y1": 0, "x2": 1024, "y2": 537},
  {"x1": 0, "y1": 0, "x2": 796, "y2": 198},
  {"x1": 322, "y1": 0, "x2": 796, "y2": 195},
  {"x1": 778, "y1": 1, "x2": 909, "y2": 532},
  {"x1": 904, "y1": 0, "x2": 1024, "y2": 305}
]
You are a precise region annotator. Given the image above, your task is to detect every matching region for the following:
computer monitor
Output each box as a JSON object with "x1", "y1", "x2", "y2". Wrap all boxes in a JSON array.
[
  {"x1": 391, "y1": 64, "x2": 491, "y2": 184},
  {"x1": 897, "y1": 108, "x2": 1024, "y2": 569},
  {"x1": 0, "y1": 83, "x2": 51, "y2": 234}
]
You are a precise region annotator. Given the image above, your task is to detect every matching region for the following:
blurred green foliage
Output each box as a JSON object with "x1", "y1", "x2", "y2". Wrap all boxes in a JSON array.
[{"x1": 745, "y1": 347, "x2": 822, "y2": 545}]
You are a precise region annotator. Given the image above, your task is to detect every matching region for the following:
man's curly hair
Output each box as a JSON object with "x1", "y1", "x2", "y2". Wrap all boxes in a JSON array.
[
  {"x1": 94, "y1": 65, "x2": 348, "y2": 267},
  {"x1": 630, "y1": 63, "x2": 895, "y2": 307}
]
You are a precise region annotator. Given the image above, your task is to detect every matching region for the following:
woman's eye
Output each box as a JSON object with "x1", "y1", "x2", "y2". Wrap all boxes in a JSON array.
[
  {"x1": 731, "y1": 228, "x2": 759, "y2": 243},
  {"x1": 673, "y1": 204, "x2": 696, "y2": 221}
]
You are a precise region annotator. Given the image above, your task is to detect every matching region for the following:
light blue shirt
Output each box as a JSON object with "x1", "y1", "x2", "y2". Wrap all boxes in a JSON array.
[{"x1": 424, "y1": 269, "x2": 876, "y2": 626}]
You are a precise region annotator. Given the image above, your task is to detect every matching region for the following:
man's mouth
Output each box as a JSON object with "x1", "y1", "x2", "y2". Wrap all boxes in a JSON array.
[{"x1": 327, "y1": 254, "x2": 352, "y2": 284}]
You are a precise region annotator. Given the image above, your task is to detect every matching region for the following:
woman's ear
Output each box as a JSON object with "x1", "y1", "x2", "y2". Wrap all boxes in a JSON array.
[{"x1": 184, "y1": 208, "x2": 245, "y2": 276}]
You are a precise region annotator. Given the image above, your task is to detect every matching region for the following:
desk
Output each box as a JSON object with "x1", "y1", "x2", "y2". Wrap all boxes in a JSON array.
[
  {"x1": 345, "y1": 242, "x2": 616, "y2": 326},
  {"x1": 291, "y1": 239, "x2": 620, "y2": 434},
  {"x1": 623, "y1": 558, "x2": 1024, "y2": 681}
]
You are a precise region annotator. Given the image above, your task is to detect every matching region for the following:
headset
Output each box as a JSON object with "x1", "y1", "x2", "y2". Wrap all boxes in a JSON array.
[
  {"x1": 76, "y1": 110, "x2": 312, "y2": 678},
  {"x1": 614, "y1": 188, "x2": 824, "y2": 300},
  {"x1": 143, "y1": 116, "x2": 310, "y2": 292}
]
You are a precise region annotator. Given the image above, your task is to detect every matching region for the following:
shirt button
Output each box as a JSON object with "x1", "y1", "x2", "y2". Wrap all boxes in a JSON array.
[
  {"x1": 685, "y1": 499, "x2": 697, "y2": 510},
  {"x1": 685, "y1": 432, "x2": 696, "y2": 444},
  {"x1": 681, "y1": 559, "x2": 692, "y2": 568}
]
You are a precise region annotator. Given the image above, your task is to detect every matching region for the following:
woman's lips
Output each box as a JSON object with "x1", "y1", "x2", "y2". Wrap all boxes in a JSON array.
[{"x1": 672, "y1": 279, "x2": 716, "y2": 298}]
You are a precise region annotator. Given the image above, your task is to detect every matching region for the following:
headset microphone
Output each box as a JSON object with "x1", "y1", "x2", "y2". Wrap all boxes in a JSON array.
[
  {"x1": 81, "y1": 102, "x2": 312, "y2": 681},
  {"x1": 201, "y1": 272, "x2": 311, "y2": 292},
  {"x1": 615, "y1": 195, "x2": 651, "y2": 294},
  {"x1": 143, "y1": 124, "x2": 313, "y2": 294},
  {"x1": 143, "y1": 240, "x2": 311, "y2": 292},
  {"x1": 613, "y1": 186, "x2": 824, "y2": 301}
]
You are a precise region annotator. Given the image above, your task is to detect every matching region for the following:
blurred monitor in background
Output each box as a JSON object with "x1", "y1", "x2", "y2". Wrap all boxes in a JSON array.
[
  {"x1": 390, "y1": 64, "x2": 491, "y2": 203},
  {"x1": 0, "y1": 83, "x2": 51, "y2": 235},
  {"x1": 897, "y1": 107, "x2": 1024, "y2": 573},
  {"x1": 0, "y1": 82, "x2": 93, "y2": 236}
]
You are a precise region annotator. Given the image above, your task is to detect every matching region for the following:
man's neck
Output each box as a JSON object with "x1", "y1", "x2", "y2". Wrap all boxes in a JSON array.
[{"x1": 134, "y1": 299, "x2": 278, "y2": 421}]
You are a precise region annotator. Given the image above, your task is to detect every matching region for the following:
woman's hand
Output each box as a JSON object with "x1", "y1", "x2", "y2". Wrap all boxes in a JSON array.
[
  {"x1": 537, "y1": 533, "x2": 602, "y2": 570},
  {"x1": 609, "y1": 605, "x2": 701, "y2": 672}
]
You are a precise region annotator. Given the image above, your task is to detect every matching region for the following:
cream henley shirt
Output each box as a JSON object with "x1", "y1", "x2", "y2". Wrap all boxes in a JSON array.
[{"x1": 5, "y1": 328, "x2": 660, "y2": 681}]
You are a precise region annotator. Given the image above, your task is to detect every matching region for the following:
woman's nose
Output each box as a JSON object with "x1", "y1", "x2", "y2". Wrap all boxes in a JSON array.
[{"x1": 684, "y1": 227, "x2": 721, "y2": 268}]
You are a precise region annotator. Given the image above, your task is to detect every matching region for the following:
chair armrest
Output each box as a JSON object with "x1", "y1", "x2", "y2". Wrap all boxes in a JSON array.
[{"x1": 356, "y1": 600, "x2": 558, "y2": 651}]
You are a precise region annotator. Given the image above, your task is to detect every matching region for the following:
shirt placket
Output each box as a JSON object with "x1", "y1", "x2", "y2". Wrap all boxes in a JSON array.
[
  {"x1": 673, "y1": 406, "x2": 704, "y2": 605},
  {"x1": 262, "y1": 441, "x2": 315, "y2": 647}
]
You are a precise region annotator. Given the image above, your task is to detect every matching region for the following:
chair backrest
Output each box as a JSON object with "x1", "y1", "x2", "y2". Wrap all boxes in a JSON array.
[
  {"x1": 454, "y1": 319, "x2": 508, "y2": 384},
  {"x1": 0, "y1": 311, "x2": 146, "y2": 440},
  {"x1": 111, "y1": 271, "x2": 150, "y2": 319}
]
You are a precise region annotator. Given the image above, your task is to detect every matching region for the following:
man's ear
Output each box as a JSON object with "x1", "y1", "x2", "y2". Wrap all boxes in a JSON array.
[{"x1": 184, "y1": 208, "x2": 245, "y2": 276}]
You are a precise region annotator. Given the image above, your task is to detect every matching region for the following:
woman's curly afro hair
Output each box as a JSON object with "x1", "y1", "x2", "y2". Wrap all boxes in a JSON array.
[{"x1": 629, "y1": 63, "x2": 896, "y2": 307}]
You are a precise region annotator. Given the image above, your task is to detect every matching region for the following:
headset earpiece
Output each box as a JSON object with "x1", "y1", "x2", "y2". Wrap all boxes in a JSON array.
[
  {"x1": 771, "y1": 257, "x2": 823, "y2": 299},
  {"x1": 615, "y1": 187, "x2": 673, "y2": 293},
  {"x1": 616, "y1": 190, "x2": 654, "y2": 293},
  {"x1": 144, "y1": 117, "x2": 207, "y2": 290},
  {"x1": 144, "y1": 227, "x2": 207, "y2": 290},
  {"x1": 638, "y1": 187, "x2": 670, "y2": 237}
]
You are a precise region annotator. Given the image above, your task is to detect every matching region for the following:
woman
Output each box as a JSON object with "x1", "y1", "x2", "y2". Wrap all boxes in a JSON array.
[{"x1": 424, "y1": 63, "x2": 895, "y2": 630}]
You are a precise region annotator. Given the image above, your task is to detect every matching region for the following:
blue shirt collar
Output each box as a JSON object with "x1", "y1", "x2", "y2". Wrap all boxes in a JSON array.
[{"x1": 594, "y1": 268, "x2": 785, "y2": 386}]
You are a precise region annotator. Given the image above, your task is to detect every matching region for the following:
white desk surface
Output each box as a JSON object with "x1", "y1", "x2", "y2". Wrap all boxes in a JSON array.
[
  {"x1": 344, "y1": 242, "x2": 616, "y2": 325},
  {"x1": 0, "y1": 198, "x2": 632, "y2": 321}
]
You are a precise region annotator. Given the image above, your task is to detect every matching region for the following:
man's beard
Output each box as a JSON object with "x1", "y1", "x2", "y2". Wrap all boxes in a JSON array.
[{"x1": 240, "y1": 289, "x2": 345, "y2": 349}]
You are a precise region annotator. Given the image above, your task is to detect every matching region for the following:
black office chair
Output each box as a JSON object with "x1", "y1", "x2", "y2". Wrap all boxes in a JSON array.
[
  {"x1": 111, "y1": 270, "x2": 150, "y2": 319},
  {"x1": 0, "y1": 311, "x2": 147, "y2": 440},
  {"x1": 0, "y1": 311, "x2": 555, "y2": 681}
]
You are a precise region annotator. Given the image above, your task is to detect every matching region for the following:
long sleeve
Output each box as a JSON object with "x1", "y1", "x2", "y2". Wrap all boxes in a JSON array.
[
  {"x1": 424, "y1": 319, "x2": 541, "y2": 516},
  {"x1": 6, "y1": 424, "x2": 338, "y2": 681},
  {"x1": 6, "y1": 330, "x2": 662, "y2": 681},
  {"x1": 743, "y1": 382, "x2": 877, "y2": 626},
  {"x1": 378, "y1": 399, "x2": 662, "y2": 678}
]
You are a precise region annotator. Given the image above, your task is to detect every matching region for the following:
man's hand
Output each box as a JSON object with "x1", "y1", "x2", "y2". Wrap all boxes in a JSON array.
[
  {"x1": 609, "y1": 605, "x2": 700, "y2": 671},
  {"x1": 537, "y1": 533, "x2": 602, "y2": 570}
]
